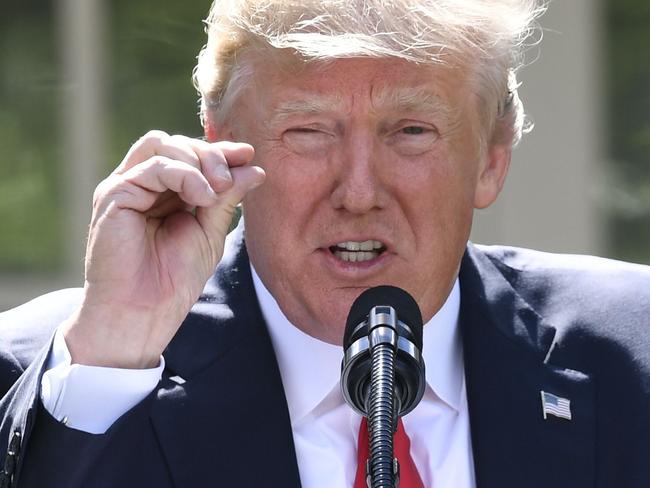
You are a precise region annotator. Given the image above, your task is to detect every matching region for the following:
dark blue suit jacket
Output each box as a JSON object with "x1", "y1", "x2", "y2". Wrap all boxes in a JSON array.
[{"x1": 1, "y1": 223, "x2": 649, "y2": 487}]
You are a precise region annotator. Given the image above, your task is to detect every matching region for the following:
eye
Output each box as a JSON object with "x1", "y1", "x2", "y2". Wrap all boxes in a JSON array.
[
  {"x1": 388, "y1": 123, "x2": 439, "y2": 155},
  {"x1": 282, "y1": 127, "x2": 334, "y2": 156},
  {"x1": 401, "y1": 126, "x2": 426, "y2": 135}
]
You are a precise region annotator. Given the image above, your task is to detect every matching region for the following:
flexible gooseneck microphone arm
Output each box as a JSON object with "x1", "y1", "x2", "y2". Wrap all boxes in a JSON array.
[{"x1": 341, "y1": 286, "x2": 426, "y2": 488}]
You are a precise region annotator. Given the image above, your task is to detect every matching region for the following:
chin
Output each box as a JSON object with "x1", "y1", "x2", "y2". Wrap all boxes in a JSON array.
[{"x1": 297, "y1": 305, "x2": 350, "y2": 346}]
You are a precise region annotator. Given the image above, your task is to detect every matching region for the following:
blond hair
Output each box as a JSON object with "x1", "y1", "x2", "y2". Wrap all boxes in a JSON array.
[{"x1": 193, "y1": 0, "x2": 546, "y2": 146}]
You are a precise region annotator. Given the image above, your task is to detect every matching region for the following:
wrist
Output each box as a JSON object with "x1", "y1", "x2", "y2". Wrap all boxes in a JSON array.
[{"x1": 60, "y1": 303, "x2": 166, "y2": 369}]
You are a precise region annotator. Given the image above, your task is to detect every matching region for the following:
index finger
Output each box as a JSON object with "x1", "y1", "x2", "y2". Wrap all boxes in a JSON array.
[
  {"x1": 175, "y1": 138, "x2": 255, "y2": 193},
  {"x1": 115, "y1": 131, "x2": 255, "y2": 193}
]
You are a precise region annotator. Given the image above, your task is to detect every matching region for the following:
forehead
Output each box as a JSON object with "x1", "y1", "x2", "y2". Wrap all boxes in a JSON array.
[{"x1": 250, "y1": 57, "x2": 471, "y2": 117}]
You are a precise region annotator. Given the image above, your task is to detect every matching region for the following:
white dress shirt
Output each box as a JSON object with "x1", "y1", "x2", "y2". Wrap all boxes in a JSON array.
[
  {"x1": 254, "y1": 270, "x2": 475, "y2": 488},
  {"x1": 41, "y1": 330, "x2": 165, "y2": 433},
  {"x1": 41, "y1": 267, "x2": 475, "y2": 487}
]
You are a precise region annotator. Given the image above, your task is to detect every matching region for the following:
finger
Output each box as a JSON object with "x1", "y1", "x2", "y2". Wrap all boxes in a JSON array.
[
  {"x1": 116, "y1": 130, "x2": 178, "y2": 174},
  {"x1": 196, "y1": 165, "x2": 265, "y2": 256},
  {"x1": 210, "y1": 141, "x2": 256, "y2": 168},
  {"x1": 98, "y1": 157, "x2": 218, "y2": 215},
  {"x1": 115, "y1": 131, "x2": 254, "y2": 194},
  {"x1": 145, "y1": 190, "x2": 193, "y2": 219},
  {"x1": 178, "y1": 138, "x2": 255, "y2": 193},
  {"x1": 179, "y1": 138, "x2": 255, "y2": 169}
]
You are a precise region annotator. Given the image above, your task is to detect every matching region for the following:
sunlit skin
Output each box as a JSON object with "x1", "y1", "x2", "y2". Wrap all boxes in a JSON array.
[{"x1": 216, "y1": 57, "x2": 511, "y2": 345}]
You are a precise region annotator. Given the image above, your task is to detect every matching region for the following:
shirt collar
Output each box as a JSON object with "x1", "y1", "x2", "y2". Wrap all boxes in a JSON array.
[
  {"x1": 251, "y1": 265, "x2": 463, "y2": 424},
  {"x1": 422, "y1": 279, "x2": 463, "y2": 411}
]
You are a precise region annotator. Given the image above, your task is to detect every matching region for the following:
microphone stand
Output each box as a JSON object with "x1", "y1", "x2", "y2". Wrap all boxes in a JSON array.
[
  {"x1": 341, "y1": 286, "x2": 425, "y2": 488},
  {"x1": 364, "y1": 305, "x2": 400, "y2": 488}
]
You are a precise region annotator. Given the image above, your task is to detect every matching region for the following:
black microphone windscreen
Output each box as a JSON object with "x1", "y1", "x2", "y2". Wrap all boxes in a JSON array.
[{"x1": 343, "y1": 286, "x2": 423, "y2": 350}]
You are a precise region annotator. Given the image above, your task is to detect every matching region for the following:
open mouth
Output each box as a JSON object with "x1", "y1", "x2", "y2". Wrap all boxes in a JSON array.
[{"x1": 328, "y1": 240, "x2": 387, "y2": 263}]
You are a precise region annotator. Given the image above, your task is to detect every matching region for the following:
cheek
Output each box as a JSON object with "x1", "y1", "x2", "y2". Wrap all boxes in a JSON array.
[
  {"x1": 253, "y1": 144, "x2": 334, "y2": 214},
  {"x1": 387, "y1": 152, "x2": 475, "y2": 206},
  {"x1": 257, "y1": 141, "x2": 317, "y2": 183},
  {"x1": 243, "y1": 153, "x2": 326, "y2": 252},
  {"x1": 392, "y1": 153, "x2": 478, "y2": 245}
]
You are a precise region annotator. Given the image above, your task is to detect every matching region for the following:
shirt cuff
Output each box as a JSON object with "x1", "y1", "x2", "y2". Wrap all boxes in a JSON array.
[{"x1": 40, "y1": 328, "x2": 165, "y2": 434}]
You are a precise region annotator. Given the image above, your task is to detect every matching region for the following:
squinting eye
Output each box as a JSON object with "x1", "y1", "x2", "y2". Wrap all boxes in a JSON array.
[
  {"x1": 401, "y1": 126, "x2": 426, "y2": 135},
  {"x1": 282, "y1": 127, "x2": 334, "y2": 156},
  {"x1": 388, "y1": 123, "x2": 438, "y2": 156}
]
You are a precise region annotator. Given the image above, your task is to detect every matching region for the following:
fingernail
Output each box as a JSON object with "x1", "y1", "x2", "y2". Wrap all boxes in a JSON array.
[
  {"x1": 207, "y1": 184, "x2": 219, "y2": 200},
  {"x1": 214, "y1": 164, "x2": 232, "y2": 182}
]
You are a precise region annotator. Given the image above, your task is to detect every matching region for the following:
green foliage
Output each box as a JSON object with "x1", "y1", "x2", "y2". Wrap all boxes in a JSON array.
[
  {"x1": 0, "y1": 2, "x2": 63, "y2": 272},
  {"x1": 606, "y1": 0, "x2": 650, "y2": 263},
  {"x1": 106, "y1": 0, "x2": 207, "y2": 171},
  {"x1": 0, "y1": 0, "x2": 209, "y2": 273}
]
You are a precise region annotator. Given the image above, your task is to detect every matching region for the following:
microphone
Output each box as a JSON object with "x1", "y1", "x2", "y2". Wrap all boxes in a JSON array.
[{"x1": 341, "y1": 286, "x2": 425, "y2": 488}]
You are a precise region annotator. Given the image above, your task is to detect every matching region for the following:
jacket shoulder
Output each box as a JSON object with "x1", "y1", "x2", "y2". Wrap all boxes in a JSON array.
[
  {"x1": 474, "y1": 244, "x2": 650, "y2": 306},
  {"x1": 476, "y1": 244, "x2": 648, "y2": 274},
  {"x1": 471, "y1": 244, "x2": 650, "y2": 361}
]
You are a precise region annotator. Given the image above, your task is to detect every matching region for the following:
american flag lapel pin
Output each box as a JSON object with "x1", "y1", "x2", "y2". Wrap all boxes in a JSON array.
[{"x1": 540, "y1": 391, "x2": 572, "y2": 420}]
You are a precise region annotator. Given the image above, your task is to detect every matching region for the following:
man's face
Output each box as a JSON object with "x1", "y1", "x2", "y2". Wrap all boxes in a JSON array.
[{"x1": 223, "y1": 57, "x2": 509, "y2": 345}]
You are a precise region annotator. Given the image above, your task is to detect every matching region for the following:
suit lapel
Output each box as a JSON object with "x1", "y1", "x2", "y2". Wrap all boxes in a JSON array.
[
  {"x1": 460, "y1": 245, "x2": 596, "y2": 488},
  {"x1": 150, "y1": 224, "x2": 301, "y2": 487}
]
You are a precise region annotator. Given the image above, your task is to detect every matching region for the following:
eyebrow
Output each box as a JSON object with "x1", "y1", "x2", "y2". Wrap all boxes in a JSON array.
[
  {"x1": 375, "y1": 86, "x2": 462, "y2": 122},
  {"x1": 270, "y1": 86, "x2": 461, "y2": 123},
  {"x1": 271, "y1": 96, "x2": 343, "y2": 121}
]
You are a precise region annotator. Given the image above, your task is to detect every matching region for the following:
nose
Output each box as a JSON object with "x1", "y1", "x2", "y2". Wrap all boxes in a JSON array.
[{"x1": 330, "y1": 134, "x2": 386, "y2": 214}]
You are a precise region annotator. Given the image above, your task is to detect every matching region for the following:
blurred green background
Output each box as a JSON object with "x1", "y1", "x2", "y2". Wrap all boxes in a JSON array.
[
  {"x1": 0, "y1": 0, "x2": 648, "y2": 308},
  {"x1": 0, "y1": 0, "x2": 207, "y2": 275},
  {"x1": 606, "y1": 0, "x2": 650, "y2": 263}
]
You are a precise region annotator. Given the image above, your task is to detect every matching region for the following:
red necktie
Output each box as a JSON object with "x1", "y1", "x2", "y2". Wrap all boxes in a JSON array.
[{"x1": 354, "y1": 417, "x2": 425, "y2": 488}]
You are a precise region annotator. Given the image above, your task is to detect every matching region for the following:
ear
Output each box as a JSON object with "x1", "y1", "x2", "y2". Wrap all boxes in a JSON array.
[
  {"x1": 203, "y1": 115, "x2": 219, "y2": 142},
  {"x1": 473, "y1": 143, "x2": 512, "y2": 209},
  {"x1": 204, "y1": 114, "x2": 237, "y2": 143}
]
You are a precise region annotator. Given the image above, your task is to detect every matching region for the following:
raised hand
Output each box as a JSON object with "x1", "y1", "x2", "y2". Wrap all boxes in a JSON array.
[{"x1": 61, "y1": 131, "x2": 265, "y2": 369}]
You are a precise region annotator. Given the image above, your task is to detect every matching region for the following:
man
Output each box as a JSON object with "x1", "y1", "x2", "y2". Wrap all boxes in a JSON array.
[{"x1": 1, "y1": 0, "x2": 649, "y2": 487}]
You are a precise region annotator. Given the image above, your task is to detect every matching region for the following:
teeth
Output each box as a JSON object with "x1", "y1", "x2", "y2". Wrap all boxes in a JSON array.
[
  {"x1": 332, "y1": 240, "x2": 385, "y2": 263},
  {"x1": 359, "y1": 241, "x2": 373, "y2": 251},
  {"x1": 334, "y1": 250, "x2": 380, "y2": 262},
  {"x1": 336, "y1": 240, "x2": 384, "y2": 251}
]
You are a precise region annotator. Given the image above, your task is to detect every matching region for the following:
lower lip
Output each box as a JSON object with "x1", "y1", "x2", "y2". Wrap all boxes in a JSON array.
[{"x1": 317, "y1": 248, "x2": 393, "y2": 277}]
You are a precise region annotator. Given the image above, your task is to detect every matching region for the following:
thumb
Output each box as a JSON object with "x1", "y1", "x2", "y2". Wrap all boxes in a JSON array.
[{"x1": 196, "y1": 164, "x2": 265, "y2": 258}]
